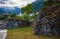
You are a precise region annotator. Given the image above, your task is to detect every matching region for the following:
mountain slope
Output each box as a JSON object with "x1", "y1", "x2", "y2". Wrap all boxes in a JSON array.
[
  {"x1": 0, "y1": 0, "x2": 45, "y2": 14},
  {"x1": 32, "y1": 0, "x2": 45, "y2": 12},
  {"x1": 0, "y1": 6, "x2": 20, "y2": 14}
]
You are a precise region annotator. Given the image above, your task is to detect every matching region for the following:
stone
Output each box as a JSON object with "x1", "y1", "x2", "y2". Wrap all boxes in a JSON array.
[{"x1": 34, "y1": 4, "x2": 60, "y2": 36}]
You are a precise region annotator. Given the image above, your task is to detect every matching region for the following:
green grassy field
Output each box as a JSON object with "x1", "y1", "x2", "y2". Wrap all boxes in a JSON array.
[{"x1": 7, "y1": 26, "x2": 60, "y2": 39}]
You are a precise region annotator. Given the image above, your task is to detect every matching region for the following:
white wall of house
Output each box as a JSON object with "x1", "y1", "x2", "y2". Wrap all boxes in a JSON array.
[{"x1": 0, "y1": 29, "x2": 7, "y2": 39}]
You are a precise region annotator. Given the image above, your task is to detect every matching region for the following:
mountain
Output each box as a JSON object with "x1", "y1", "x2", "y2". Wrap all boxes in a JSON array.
[
  {"x1": 32, "y1": 0, "x2": 46, "y2": 12},
  {"x1": 0, "y1": 0, "x2": 46, "y2": 14},
  {"x1": 34, "y1": 4, "x2": 60, "y2": 36},
  {"x1": 0, "y1": 6, "x2": 21, "y2": 14}
]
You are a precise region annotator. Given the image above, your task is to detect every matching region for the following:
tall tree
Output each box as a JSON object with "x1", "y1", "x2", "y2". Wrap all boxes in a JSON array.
[
  {"x1": 10, "y1": 14, "x2": 16, "y2": 18},
  {"x1": 44, "y1": 0, "x2": 60, "y2": 6},
  {"x1": 48, "y1": 0, "x2": 58, "y2": 2},
  {"x1": 21, "y1": 4, "x2": 34, "y2": 25}
]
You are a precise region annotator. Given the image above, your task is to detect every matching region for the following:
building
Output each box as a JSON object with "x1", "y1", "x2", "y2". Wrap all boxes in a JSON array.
[{"x1": 0, "y1": 18, "x2": 27, "y2": 29}]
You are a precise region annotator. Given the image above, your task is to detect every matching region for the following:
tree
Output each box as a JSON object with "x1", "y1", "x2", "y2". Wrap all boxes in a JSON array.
[
  {"x1": 48, "y1": 0, "x2": 58, "y2": 2},
  {"x1": 0, "y1": 14, "x2": 17, "y2": 20},
  {"x1": 44, "y1": 0, "x2": 60, "y2": 6},
  {"x1": 29, "y1": 13, "x2": 37, "y2": 22},
  {"x1": 21, "y1": 4, "x2": 34, "y2": 25},
  {"x1": 10, "y1": 14, "x2": 16, "y2": 18},
  {"x1": 0, "y1": 14, "x2": 8, "y2": 20}
]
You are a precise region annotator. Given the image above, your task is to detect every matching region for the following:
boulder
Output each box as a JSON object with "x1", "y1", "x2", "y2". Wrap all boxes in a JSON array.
[{"x1": 34, "y1": 4, "x2": 60, "y2": 36}]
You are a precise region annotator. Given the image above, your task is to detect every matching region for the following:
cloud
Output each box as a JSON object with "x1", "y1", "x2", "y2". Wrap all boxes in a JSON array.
[
  {"x1": 0, "y1": 0, "x2": 36, "y2": 8},
  {"x1": 0, "y1": 0, "x2": 13, "y2": 4}
]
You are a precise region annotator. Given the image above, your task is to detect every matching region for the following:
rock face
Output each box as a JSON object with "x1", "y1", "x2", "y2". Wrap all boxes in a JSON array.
[{"x1": 34, "y1": 4, "x2": 60, "y2": 36}]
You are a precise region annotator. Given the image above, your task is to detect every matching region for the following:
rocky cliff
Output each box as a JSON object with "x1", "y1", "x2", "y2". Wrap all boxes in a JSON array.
[{"x1": 34, "y1": 4, "x2": 60, "y2": 36}]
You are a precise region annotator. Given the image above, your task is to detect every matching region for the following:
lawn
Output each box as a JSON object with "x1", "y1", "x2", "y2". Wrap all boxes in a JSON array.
[{"x1": 7, "y1": 26, "x2": 60, "y2": 39}]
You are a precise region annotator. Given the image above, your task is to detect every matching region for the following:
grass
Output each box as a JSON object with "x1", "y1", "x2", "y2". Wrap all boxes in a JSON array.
[{"x1": 7, "y1": 26, "x2": 60, "y2": 39}]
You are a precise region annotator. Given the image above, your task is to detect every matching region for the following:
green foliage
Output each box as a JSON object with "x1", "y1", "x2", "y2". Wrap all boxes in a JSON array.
[
  {"x1": 0, "y1": 14, "x2": 17, "y2": 20},
  {"x1": 43, "y1": 0, "x2": 60, "y2": 6},
  {"x1": 0, "y1": 14, "x2": 8, "y2": 20},
  {"x1": 29, "y1": 13, "x2": 37, "y2": 21},
  {"x1": 10, "y1": 14, "x2": 16, "y2": 18},
  {"x1": 21, "y1": 4, "x2": 34, "y2": 13},
  {"x1": 20, "y1": 13, "x2": 27, "y2": 20},
  {"x1": 17, "y1": 13, "x2": 37, "y2": 22},
  {"x1": 21, "y1": 4, "x2": 34, "y2": 25}
]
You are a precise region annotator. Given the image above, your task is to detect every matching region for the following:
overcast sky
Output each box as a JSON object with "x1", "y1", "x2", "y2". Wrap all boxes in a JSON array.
[{"x1": 0, "y1": 0, "x2": 36, "y2": 8}]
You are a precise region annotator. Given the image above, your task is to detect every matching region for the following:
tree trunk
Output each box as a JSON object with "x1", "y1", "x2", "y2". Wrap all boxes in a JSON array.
[{"x1": 27, "y1": 13, "x2": 29, "y2": 25}]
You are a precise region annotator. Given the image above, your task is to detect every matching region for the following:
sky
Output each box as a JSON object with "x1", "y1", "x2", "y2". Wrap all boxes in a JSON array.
[{"x1": 0, "y1": 0, "x2": 36, "y2": 8}]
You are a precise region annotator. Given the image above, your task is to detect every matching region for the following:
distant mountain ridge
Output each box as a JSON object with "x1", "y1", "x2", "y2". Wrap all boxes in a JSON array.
[
  {"x1": 0, "y1": 6, "x2": 20, "y2": 14},
  {"x1": 32, "y1": 0, "x2": 46, "y2": 12},
  {"x1": 0, "y1": 0, "x2": 46, "y2": 14}
]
